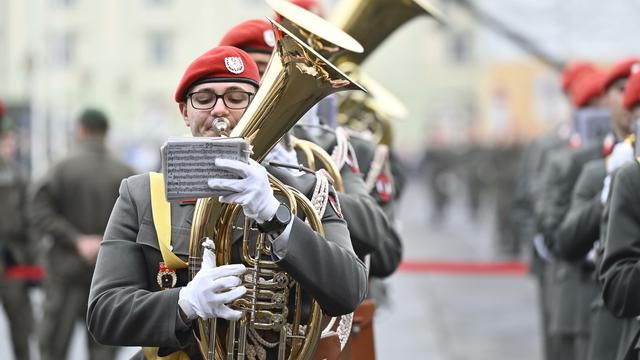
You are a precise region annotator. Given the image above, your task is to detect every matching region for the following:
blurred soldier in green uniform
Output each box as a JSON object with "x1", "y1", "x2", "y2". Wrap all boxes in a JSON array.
[
  {"x1": 512, "y1": 64, "x2": 593, "y2": 359},
  {"x1": 0, "y1": 101, "x2": 34, "y2": 360},
  {"x1": 536, "y1": 58, "x2": 638, "y2": 360},
  {"x1": 599, "y1": 62, "x2": 640, "y2": 360},
  {"x1": 30, "y1": 109, "x2": 134, "y2": 360},
  {"x1": 556, "y1": 61, "x2": 640, "y2": 360}
]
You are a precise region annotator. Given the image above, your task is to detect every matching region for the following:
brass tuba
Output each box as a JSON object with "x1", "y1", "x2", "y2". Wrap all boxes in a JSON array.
[
  {"x1": 336, "y1": 66, "x2": 409, "y2": 146},
  {"x1": 187, "y1": 16, "x2": 364, "y2": 360},
  {"x1": 329, "y1": 0, "x2": 445, "y2": 67},
  {"x1": 327, "y1": 0, "x2": 444, "y2": 145},
  {"x1": 290, "y1": 136, "x2": 345, "y2": 192}
]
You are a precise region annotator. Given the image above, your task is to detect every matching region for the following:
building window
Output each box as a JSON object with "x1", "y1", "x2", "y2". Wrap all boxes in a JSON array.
[
  {"x1": 50, "y1": 32, "x2": 76, "y2": 67},
  {"x1": 147, "y1": 31, "x2": 172, "y2": 66},
  {"x1": 448, "y1": 31, "x2": 472, "y2": 65}
]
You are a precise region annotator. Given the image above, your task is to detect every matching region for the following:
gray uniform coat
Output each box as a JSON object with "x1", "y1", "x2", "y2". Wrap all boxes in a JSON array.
[
  {"x1": 600, "y1": 162, "x2": 640, "y2": 360},
  {"x1": 30, "y1": 139, "x2": 134, "y2": 360},
  {"x1": 0, "y1": 158, "x2": 33, "y2": 360},
  {"x1": 87, "y1": 167, "x2": 367, "y2": 357},
  {"x1": 534, "y1": 142, "x2": 602, "y2": 360},
  {"x1": 292, "y1": 127, "x2": 402, "y2": 277}
]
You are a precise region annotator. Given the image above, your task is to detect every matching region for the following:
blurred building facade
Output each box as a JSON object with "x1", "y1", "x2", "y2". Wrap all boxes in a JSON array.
[{"x1": 1, "y1": 0, "x2": 640, "y2": 176}]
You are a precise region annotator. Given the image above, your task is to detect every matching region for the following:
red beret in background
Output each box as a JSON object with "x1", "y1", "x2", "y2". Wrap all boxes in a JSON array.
[
  {"x1": 561, "y1": 62, "x2": 597, "y2": 93},
  {"x1": 218, "y1": 19, "x2": 275, "y2": 54},
  {"x1": 600, "y1": 57, "x2": 640, "y2": 94},
  {"x1": 570, "y1": 70, "x2": 605, "y2": 108},
  {"x1": 0, "y1": 100, "x2": 4, "y2": 119},
  {"x1": 623, "y1": 65, "x2": 640, "y2": 110},
  {"x1": 174, "y1": 46, "x2": 259, "y2": 103}
]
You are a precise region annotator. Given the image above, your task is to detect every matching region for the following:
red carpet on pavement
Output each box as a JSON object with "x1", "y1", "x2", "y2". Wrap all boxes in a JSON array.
[{"x1": 399, "y1": 260, "x2": 529, "y2": 275}]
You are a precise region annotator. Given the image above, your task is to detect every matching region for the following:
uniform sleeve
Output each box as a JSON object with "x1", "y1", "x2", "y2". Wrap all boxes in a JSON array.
[
  {"x1": 29, "y1": 166, "x2": 81, "y2": 247},
  {"x1": 275, "y1": 185, "x2": 367, "y2": 317},
  {"x1": 87, "y1": 178, "x2": 192, "y2": 348},
  {"x1": 389, "y1": 151, "x2": 408, "y2": 198},
  {"x1": 554, "y1": 163, "x2": 604, "y2": 260},
  {"x1": 534, "y1": 152, "x2": 574, "y2": 246},
  {"x1": 600, "y1": 164, "x2": 640, "y2": 318},
  {"x1": 337, "y1": 164, "x2": 402, "y2": 276}
]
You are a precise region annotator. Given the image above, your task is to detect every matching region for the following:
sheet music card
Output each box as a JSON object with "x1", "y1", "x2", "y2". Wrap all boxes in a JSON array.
[{"x1": 161, "y1": 137, "x2": 251, "y2": 201}]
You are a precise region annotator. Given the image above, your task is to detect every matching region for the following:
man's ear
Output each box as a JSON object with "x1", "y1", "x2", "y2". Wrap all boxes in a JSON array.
[{"x1": 178, "y1": 102, "x2": 189, "y2": 127}]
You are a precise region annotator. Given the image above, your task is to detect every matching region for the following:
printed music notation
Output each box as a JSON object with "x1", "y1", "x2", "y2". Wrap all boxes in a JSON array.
[{"x1": 161, "y1": 136, "x2": 251, "y2": 201}]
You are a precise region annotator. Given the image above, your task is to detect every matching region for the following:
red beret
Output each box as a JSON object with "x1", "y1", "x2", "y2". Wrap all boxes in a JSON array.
[
  {"x1": 600, "y1": 57, "x2": 640, "y2": 93},
  {"x1": 218, "y1": 19, "x2": 275, "y2": 54},
  {"x1": 623, "y1": 65, "x2": 640, "y2": 110},
  {"x1": 561, "y1": 62, "x2": 597, "y2": 93},
  {"x1": 174, "y1": 46, "x2": 260, "y2": 102},
  {"x1": 569, "y1": 70, "x2": 605, "y2": 108},
  {"x1": 0, "y1": 100, "x2": 4, "y2": 119}
]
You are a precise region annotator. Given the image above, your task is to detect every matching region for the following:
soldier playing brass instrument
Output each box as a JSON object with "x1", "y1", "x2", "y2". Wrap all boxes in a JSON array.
[{"x1": 87, "y1": 46, "x2": 367, "y2": 359}]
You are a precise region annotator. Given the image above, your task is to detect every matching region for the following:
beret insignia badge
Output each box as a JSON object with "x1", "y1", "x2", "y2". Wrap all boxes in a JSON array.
[
  {"x1": 263, "y1": 30, "x2": 276, "y2": 47},
  {"x1": 224, "y1": 56, "x2": 244, "y2": 74}
]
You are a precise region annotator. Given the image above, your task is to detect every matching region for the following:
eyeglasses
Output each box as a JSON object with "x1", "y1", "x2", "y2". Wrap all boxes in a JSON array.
[{"x1": 188, "y1": 90, "x2": 255, "y2": 110}]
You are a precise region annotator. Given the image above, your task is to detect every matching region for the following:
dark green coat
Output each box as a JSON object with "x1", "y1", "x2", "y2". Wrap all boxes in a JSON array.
[
  {"x1": 600, "y1": 162, "x2": 640, "y2": 360},
  {"x1": 292, "y1": 127, "x2": 402, "y2": 277},
  {"x1": 0, "y1": 158, "x2": 30, "y2": 272},
  {"x1": 534, "y1": 142, "x2": 602, "y2": 336},
  {"x1": 87, "y1": 167, "x2": 367, "y2": 356},
  {"x1": 512, "y1": 134, "x2": 565, "y2": 276},
  {"x1": 29, "y1": 140, "x2": 134, "y2": 284},
  {"x1": 554, "y1": 159, "x2": 605, "y2": 260}
]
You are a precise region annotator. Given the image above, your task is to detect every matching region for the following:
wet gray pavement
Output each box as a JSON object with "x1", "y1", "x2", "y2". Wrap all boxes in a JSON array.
[{"x1": 0, "y1": 178, "x2": 543, "y2": 359}]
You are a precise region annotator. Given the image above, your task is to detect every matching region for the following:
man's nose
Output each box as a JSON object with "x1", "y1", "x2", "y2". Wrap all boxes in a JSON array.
[{"x1": 210, "y1": 98, "x2": 229, "y2": 116}]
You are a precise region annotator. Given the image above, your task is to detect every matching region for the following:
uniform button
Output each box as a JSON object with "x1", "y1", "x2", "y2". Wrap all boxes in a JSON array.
[{"x1": 169, "y1": 245, "x2": 174, "y2": 251}]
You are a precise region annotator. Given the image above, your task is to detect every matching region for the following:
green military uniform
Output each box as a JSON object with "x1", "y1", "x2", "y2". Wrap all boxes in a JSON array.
[
  {"x1": 599, "y1": 162, "x2": 640, "y2": 360},
  {"x1": 554, "y1": 159, "x2": 605, "y2": 259},
  {"x1": 87, "y1": 166, "x2": 367, "y2": 358},
  {"x1": 553, "y1": 159, "x2": 612, "y2": 360},
  {"x1": 292, "y1": 127, "x2": 402, "y2": 277},
  {"x1": 0, "y1": 157, "x2": 33, "y2": 360},
  {"x1": 534, "y1": 141, "x2": 603, "y2": 360},
  {"x1": 511, "y1": 133, "x2": 566, "y2": 359},
  {"x1": 30, "y1": 139, "x2": 134, "y2": 360}
]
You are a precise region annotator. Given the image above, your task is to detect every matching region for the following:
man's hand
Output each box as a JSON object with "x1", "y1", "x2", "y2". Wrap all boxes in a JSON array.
[
  {"x1": 76, "y1": 235, "x2": 102, "y2": 265},
  {"x1": 178, "y1": 248, "x2": 247, "y2": 320},
  {"x1": 208, "y1": 158, "x2": 280, "y2": 223}
]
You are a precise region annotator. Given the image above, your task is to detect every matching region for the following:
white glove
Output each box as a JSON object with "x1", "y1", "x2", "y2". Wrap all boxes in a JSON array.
[
  {"x1": 178, "y1": 249, "x2": 247, "y2": 321},
  {"x1": 533, "y1": 234, "x2": 554, "y2": 262},
  {"x1": 208, "y1": 158, "x2": 280, "y2": 223},
  {"x1": 600, "y1": 175, "x2": 612, "y2": 205},
  {"x1": 607, "y1": 141, "x2": 634, "y2": 174}
]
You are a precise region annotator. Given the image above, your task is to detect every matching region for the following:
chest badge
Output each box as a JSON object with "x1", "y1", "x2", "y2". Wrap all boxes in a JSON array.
[{"x1": 157, "y1": 262, "x2": 177, "y2": 290}]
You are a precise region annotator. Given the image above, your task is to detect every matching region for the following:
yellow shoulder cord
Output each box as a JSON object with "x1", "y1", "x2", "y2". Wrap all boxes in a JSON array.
[
  {"x1": 145, "y1": 173, "x2": 190, "y2": 360},
  {"x1": 149, "y1": 172, "x2": 187, "y2": 269},
  {"x1": 142, "y1": 347, "x2": 190, "y2": 360}
]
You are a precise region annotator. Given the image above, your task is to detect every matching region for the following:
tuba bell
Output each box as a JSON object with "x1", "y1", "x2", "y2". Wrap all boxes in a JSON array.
[
  {"x1": 336, "y1": 66, "x2": 409, "y2": 146},
  {"x1": 327, "y1": 0, "x2": 444, "y2": 146},
  {"x1": 329, "y1": 0, "x2": 445, "y2": 67},
  {"x1": 187, "y1": 16, "x2": 364, "y2": 360}
]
